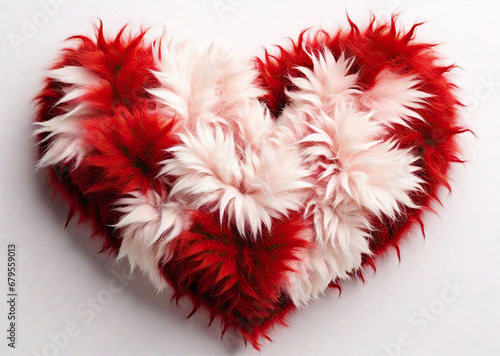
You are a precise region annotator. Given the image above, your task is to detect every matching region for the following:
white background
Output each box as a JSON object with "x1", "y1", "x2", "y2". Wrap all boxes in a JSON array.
[{"x1": 0, "y1": 0, "x2": 499, "y2": 355}]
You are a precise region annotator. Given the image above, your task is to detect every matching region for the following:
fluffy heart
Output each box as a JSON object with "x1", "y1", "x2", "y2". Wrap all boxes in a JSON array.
[{"x1": 34, "y1": 16, "x2": 466, "y2": 349}]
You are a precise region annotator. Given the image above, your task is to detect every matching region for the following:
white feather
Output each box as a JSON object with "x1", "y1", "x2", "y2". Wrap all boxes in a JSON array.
[
  {"x1": 275, "y1": 50, "x2": 426, "y2": 306},
  {"x1": 285, "y1": 211, "x2": 371, "y2": 306},
  {"x1": 150, "y1": 36, "x2": 265, "y2": 125},
  {"x1": 161, "y1": 120, "x2": 311, "y2": 239},
  {"x1": 114, "y1": 191, "x2": 190, "y2": 291},
  {"x1": 36, "y1": 67, "x2": 100, "y2": 168},
  {"x1": 361, "y1": 69, "x2": 433, "y2": 127}
]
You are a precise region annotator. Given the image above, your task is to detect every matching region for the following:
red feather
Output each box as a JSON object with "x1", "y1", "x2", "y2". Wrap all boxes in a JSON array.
[
  {"x1": 35, "y1": 23, "x2": 162, "y2": 253},
  {"x1": 160, "y1": 211, "x2": 311, "y2": 349}
]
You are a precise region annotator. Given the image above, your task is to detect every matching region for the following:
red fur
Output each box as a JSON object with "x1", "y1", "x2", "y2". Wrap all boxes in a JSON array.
[
  {"x1": 159, "y1": 211, "x2": 311, "y2": 349},
  {"x1": 35, "y1": 23, "x2": 162, "y2": 253},
  {"x1": 61, "y1": 21, "x2": 159, "y2": 112},
  {"x1": 81, "y1": 104, "x2": 178, "y2": 195}
]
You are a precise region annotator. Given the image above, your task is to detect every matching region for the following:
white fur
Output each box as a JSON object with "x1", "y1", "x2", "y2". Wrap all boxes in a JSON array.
[
  {"x1": 278, "y1": 50, "x2": 425, "y2": 305},
  {"x1": 35, "y1": 66, "x2": 100, "y2": 169},
  {"x1": 161, "y1": 121, "x2": 311, "y2": 239},
  {"x1": 275, "y1": 51, "x2": 360, "y2": 145},
  {"x1": 301, "y1": 106, "x2": 422, "y2": 221},
  {"x1": 288, "y1": 51, "x2": 360, "y2": 114},
  {"x1": 114, "y1": 191, "x2": 190, "y2": 291},
  {"x1": 286, "y1": 211, "x2": 371, "y2": 306},
  {"x1": 149, "y1": 36, "x2": 265, "y2": 126},
  {"x1": 361, "y1": 69, "x2": 433, "y2": 127}
]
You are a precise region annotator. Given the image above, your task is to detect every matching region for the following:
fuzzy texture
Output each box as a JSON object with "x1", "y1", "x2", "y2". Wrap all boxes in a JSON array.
[
  {"x1": 34, "y1": 23, "x2": 163, "y2": 253},
  {"x1": 149, "y1": 37, "x2": 266, "y2": 126},
  {"x1": 161, "y1": 123, "x2": 311, "y2": 239},
  {"x1": 269, "y1": 49, "x2": 423, "y2": 305},
  {"x1": 160, "y1": 211, "x2": 311, "y2": 348},
  {"x1": 256, "y1": 16, "x2": 467, "y2": 282},
  {"x1": 114, "y1": 190, "x2": 190, "y2": 290},
  {"x1": 34, "y1": 17, "x2": 466, "y2": 349}
]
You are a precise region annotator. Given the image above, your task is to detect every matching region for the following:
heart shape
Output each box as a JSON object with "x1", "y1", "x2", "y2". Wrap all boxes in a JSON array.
[{"x1": 34, "y1": 16, "x2": 466, "y2": 349}]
